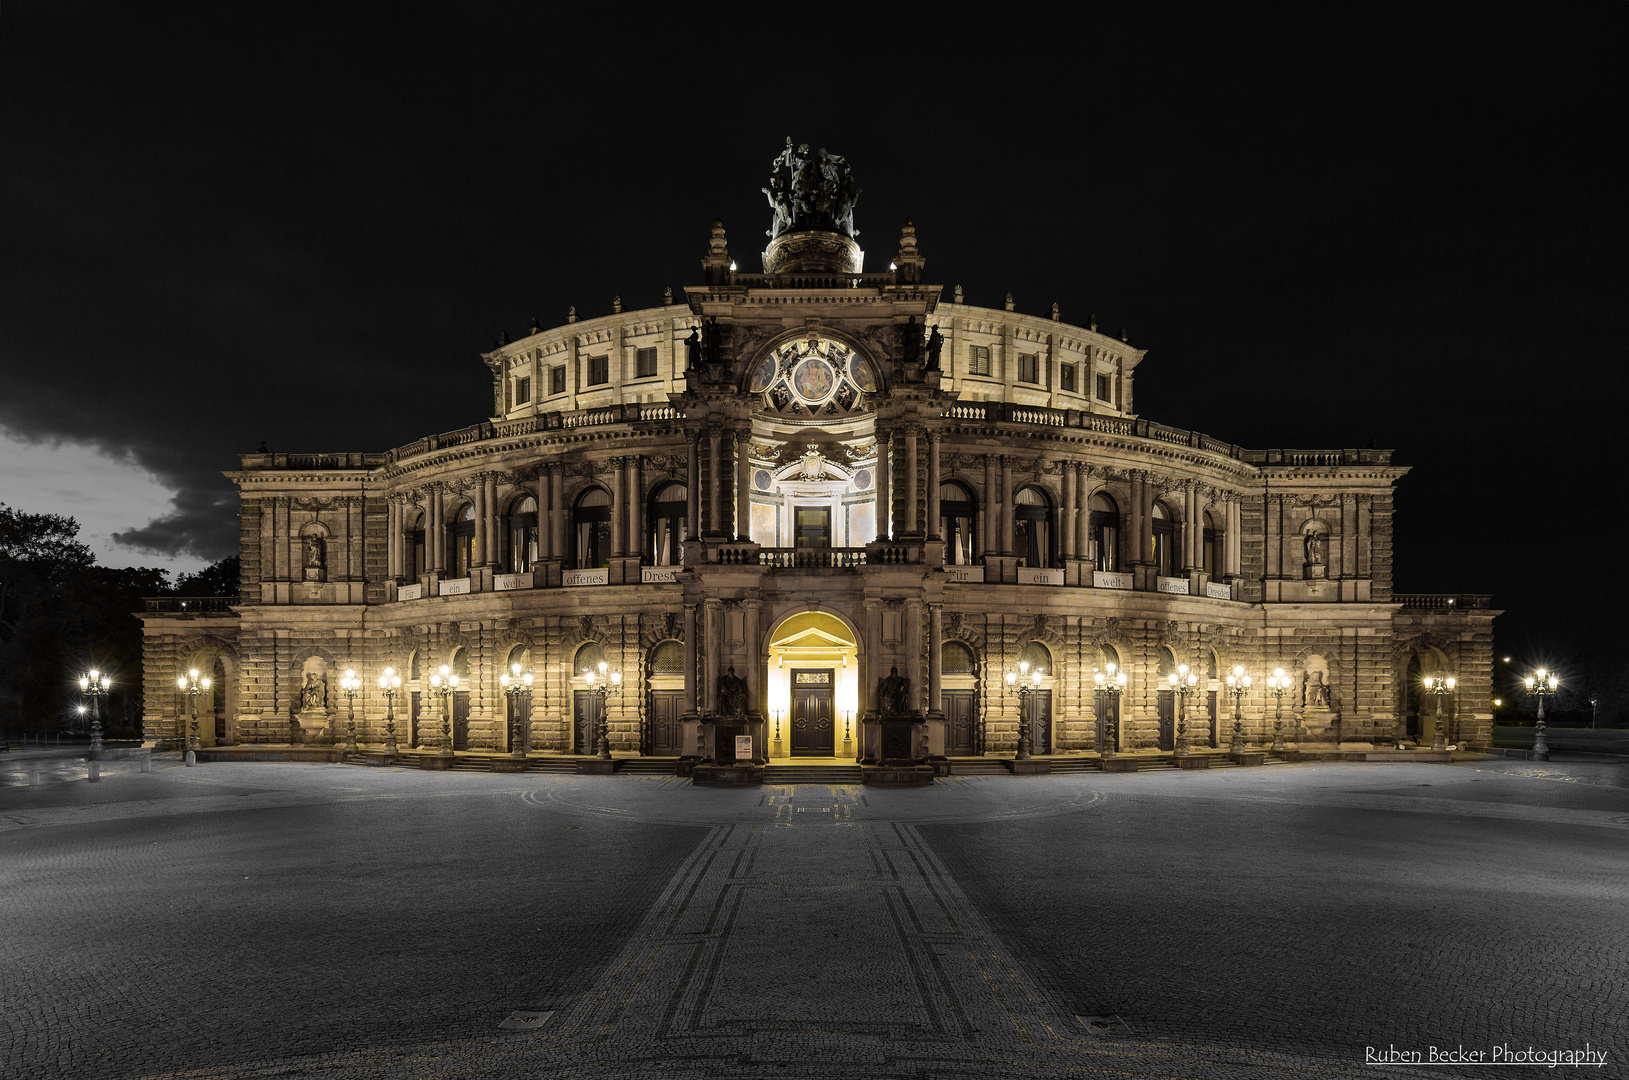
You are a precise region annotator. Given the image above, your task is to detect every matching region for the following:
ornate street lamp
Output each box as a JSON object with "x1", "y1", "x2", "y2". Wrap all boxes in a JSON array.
[
  {"x1": 377, "y1": 667, "x2": 402, "y2": 754},
  {"x1": 1092, "y1": 663, "x2": 1127, "y2": 757},
  {"x1": 1004, "y1": 660, "x2": 1044, "y2": 760},
  {"x1": 339, "y1": 668, "x2": 362, "y2": 753},
  {"x1": 1523, "y1": 668, "x2": 1559, "y2": 761},
  {"x1": 771, "y1": 708, "x2": 785, "y2": 757},
  {"x1": 77, "y1": 669, "x2": 112, "y2": 759},
  {"x1": 1265, "y1": 667, "x2": 1291, "y2": 753},
  {"x1": 1166, "y1": 664, "x2": 1199, "y2": 756},
  {"x1": 1423, "y1": 673, "x2": 1456, "y2": 751},
  {"x1": 1225, "y1": 665, "x2": 1251, "y2": 754},
  {"x1": 175, "y1": 668, "x2": 212, "y2": 766},
  {"x1": 500, "y1": 663, "x2": 534, "y2": 759},
  {"x1": 582, "y1": 660, "x2": 622, "y2": 760},
  {"x1": 427, "y1": 664, "x2": 459, "y2": 757}
]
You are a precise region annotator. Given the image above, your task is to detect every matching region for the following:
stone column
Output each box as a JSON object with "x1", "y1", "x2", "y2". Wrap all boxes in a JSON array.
[
  {"x1": 875, "y1": 428, "x2": 891, "y2": 540},
  {"x1": 1341, "y1": 493, "x2": 1357, "y2": 580},
  {"x1": 982, "y1": 455, "x2": 997, "y2": 557},
  {"x1": 926, "y1": 433, "x2": 942, "y2": 540},
  {"x1": 683, "y1": 603, "x2": 698, "y2": 714},
  {"x1": 903, "y1": 428, "x2": 919, "y2": 534},
  {"x1": 1128, "y1": 472, "x2": 1146, "y2": 569},
  {"x1": 611, "y1": 456, "x2": 626, "y2": 558},
  {"x1": 629, "y1": 456, "x2": 644, "y2": 559},
  {"x1": 429, "y1": 485, "x2": 444, "y2": 573},
  {"x1": 535, "y1": 469, "x2": 549, "y2": 559},
  {"x1": 928, "y1": 602, "x2": 943, "y2": 714},
  {"x1": 1227, "y1": 497, "x2": 1242, "y2": 578},
  {"x1": 1182, "y1": 480, "x2": 1198, "y2": 571},
  {"x1": 1061, "y1": 461, "x2": 1076, "y2": 559},
  {"x1": 347, "y1": 497, "x2": 362, "y2": 581},
  {"x1": 483, "y1": 473, "x2": 498, "y2": 568},
  {"x1": 1265, "y1": 494, "x2": 1281, "y2": 579},
  {"x1": 550, "y1": 466, "x2": 566, "y2": 563},
  {"x1": 707, "y1": 426, "x2": 722, "y2": 535},
  {"x1": 1076, "y1": 467, "x2": 1091, "y2": 564},
  {"x1": 735, "y1": 430, "x2": 751, "y2": 541},
  {"x1": 703, "y1": 598, "x2": 722, "y2": 712},
  {"x1": 744, "y1": 599, "x2": 762, "y2": 722},
  {"x1": 273, "y1": 497, "x2": 290, "y2": 580},
  {"x1": 905, "y1": 598, "x2": 923, "y2": 713},
  {"x1": 1000, "y1": 457, "x2": 1014, "y2": 555},
  {"x1": 386, "y1": 497, "x2": 400, "y2": 580},
  {"x1": 686, "y1": 430, "x2": 700, "y2": 538}
]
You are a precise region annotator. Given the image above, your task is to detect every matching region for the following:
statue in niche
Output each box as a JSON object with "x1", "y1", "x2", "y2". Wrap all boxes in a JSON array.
[
  {"x1": 717, "y1": 666, "x2": 747, "y2": 718},
  {"x1": 1304, "y1": 670, "x2": 1329, "y2": 709},
  {"x1": 301, "y1": 671, "x2": 327, "y2": 711},
  {"x1": 878, "y1": 666, "x2": 911, "y2": 717},
  {"x1": 1304, "y1": 530, "x2": 1325, "y2": 567},
  {"x1": 925, "y1": 326, "x2": 944, "y2": 372},
  {"x1": 303, "y1": 535, "x2": 325, "y2": 581}
]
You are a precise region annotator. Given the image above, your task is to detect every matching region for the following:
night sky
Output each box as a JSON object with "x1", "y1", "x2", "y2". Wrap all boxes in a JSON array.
[{"x1": 3, "y1": 8, "x2": 1623, "y2": 681}]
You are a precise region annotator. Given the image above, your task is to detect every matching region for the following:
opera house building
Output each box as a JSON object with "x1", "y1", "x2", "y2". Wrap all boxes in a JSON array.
[{"x1": 140, "y1": 146, "x2": 1495, "y2": 778}]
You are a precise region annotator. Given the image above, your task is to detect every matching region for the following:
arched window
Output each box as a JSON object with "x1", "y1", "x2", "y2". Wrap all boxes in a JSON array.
[
  {"x1": 1206, "y1": 649, "x2": 1219, "y2": 681},
  {"x1": 448, "y1": 503, "x2": 476, "y2": 578},
  {"x1": 651, "y1": 640, "x2": 685, "y2": 673},
  {"x1": 409, "y1": 512, "x2": 427, "y2": 578},
  {"x1": 450, "y1": 647, "x2": 470, "y2": 681},
  {"x1": 575, "y1": 642, "x2": 605, "y2": 676},
  {"x1": 409, "y1": 650, "x2": 422, "y2": 682},
  {"x1": 939, "y1": 481, "x2": 977, "y2": 566},
  {"x1": 1157, "y1": 647, "x2": 1177, "y2": 679},
  {"x1": 508, "y1": 496, "x2": 538, "y2": 573},
  {"x1": 574, "y1": 488, "x2": 612, "y2": 569},
  {"x1": 1202, "y1": 510, "x2": 1218, "y2": 576},
  {"x1": 506, "y1": 645, "x2": 533, "y2": 673},
  {"x1": 1018, "y1": 641, "x2": 1052, "y2": 675},
  {"x1": 1096, "y1": 643, "x2": 1121, "y2": 671},
  {"x1": 1151, "y1": 501, "x2": 1175, "y2": 577},
  {"x1": 1014, "y1": 486, "x2": 1052, "y2": 568},
  {"x1": 1089, "y1": 493, "x2": 1119, "y2": 573},
  {"x1": 942, "y1": 641, "x2": 975, "y2": 674},
  {"x1": 647, "y1": 483, "x2": 688, "y2": 566}
]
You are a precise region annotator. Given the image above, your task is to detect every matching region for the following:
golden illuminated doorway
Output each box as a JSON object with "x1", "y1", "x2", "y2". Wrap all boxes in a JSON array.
[
  {"x1": 790, "y1": 669, "x2": 835, "y2": 755},
  {"x1": 766, "y1": 611, "x2": 859, "y2": 761}
]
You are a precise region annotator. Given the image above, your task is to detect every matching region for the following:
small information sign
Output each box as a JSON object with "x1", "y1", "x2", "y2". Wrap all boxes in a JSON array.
[{"x1": 734, "y1": 735, "x2": 754, "y2": 759}]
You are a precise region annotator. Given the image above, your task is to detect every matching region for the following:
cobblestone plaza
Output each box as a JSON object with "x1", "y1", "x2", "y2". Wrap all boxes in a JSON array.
[{"x1": 3, "y1": 756, "x2": 1623, "y2": 1078}]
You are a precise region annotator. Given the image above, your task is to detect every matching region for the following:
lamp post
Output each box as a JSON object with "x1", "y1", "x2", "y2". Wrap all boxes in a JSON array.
[
  {"x1": 427, "y1": 664, "x2": 459, "y2": 757},
  {"x1": 1166, "y1": 663, "x2": 1199, "y2": 756},
  {"x1": 772, "y1": 708, "x2": 784, "y2": 758},
  {"x1": 841, "y1": 708, "x2": 855, "y2": 758},
  {"x1": 77, "y1": 669, "x2": 112, "y2": 759},
  {"x1": 1092, "y1": 663, "x2": 1127, "y2": 757},
  {"x1": 1523, "y1": 668, "x2": 1559, "y2": 761},
  {"x1": 1265, "y1": 668, "x2": 1290, "y2": 753},
  {"x1": 1423, "y1": 673, "x2": 1456, "y2": 751},
  {"x1": 339, "y1": 668, "x2": 361, "y2": 753},
  {"x1": 1005, "y1": 660, "x2": 1044, "y2": 759},
  {"x1": 500, "y1": 663, "x2": 534, "y2": 758},
  {"x1": 583, "y1": 660, "x2": 622, "y2": 760},
  {"x1": 1225, "y1": 665, "x2": 1251, "y2": 754},
  {"x1": 175, "y1": 668, "x2": 211, "y2": 766},
  {"x1": 377, "y1": 667, "x2": 402, "y2": 754}
]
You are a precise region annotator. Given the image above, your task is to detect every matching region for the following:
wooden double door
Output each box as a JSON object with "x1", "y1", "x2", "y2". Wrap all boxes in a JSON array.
[
  {"x1": 410, "y1": 691, "x2": 469, "y2": 749},
  {"x1": 944, "y1": 690, "x2": 977, "y2": 755},
  {"x1": 790, "y1": 669, "x2": 835, "y2": 755},
  {"x1": 649, "y1": 689, "x2": 683, "y2": 756}
]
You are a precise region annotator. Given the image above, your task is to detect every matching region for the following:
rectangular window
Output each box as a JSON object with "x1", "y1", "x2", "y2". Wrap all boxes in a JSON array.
[
  {"x1": 1096, "y1": 373, "x2": 1112, "y2": 402},
  {"x1": 635, "y1": 347, "x2": 658, "y2": 378},
  {"x1": 1018, "y1": 352, "x2": 1039, "y2": 384},
  {"x1": 968, "y1": 345, "x2": 991, "y2": 376},
  {"x1": 514, "y1": 376, "x2": 531, "y2": 406},
  {"x1": 588, "y1": 354, "x2": 609, "y2": 386},
  {"x1": 1060, "y1": 363, "x2": 1076, "y2": 393},
  {"x1": 550, "y1": 365, "x2": 566, "y2": 396},
  {"x1": 794, "y1": 507, "x2": 831, "y2": 549}
]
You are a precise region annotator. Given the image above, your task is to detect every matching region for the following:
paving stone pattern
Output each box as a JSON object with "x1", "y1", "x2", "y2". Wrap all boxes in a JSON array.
[{"x1": 2, "y1": 756, "x2": 1624, "y2": 1078}]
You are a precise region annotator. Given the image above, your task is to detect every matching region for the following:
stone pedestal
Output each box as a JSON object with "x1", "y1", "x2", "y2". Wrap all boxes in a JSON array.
[
  {"x1": 878, "y1": 715, "x2": 926, "y2": 765},
  {"x1": 1174, "y1": 755, "x2": 1210, "y2": 770}
]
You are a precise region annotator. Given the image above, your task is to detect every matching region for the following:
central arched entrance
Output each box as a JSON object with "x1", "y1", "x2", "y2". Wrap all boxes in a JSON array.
[{"x1": 766, "y1": 611, "x2": 859, "y2": 760}]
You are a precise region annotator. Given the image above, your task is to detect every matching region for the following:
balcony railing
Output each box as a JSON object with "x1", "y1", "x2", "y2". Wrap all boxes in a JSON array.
[
  {"x1": 143, "y1": 596, "x2": 238, "y2": 613},
  {"x1": 1396, "y1": 594, "x2": 1493, "y2": 610},
  {"x1": 755, "y1": 547, "x2": 868, "y2": 568}
]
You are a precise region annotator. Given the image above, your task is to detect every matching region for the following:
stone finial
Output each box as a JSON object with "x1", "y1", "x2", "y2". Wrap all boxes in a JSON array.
[
  {"x1": 663, "y1": 286, "x2": 674, "y2": 306},
  {"x1": 1004, "y1": 293, "x2": 1015, "y2": 312},
  {"x1": 892, "y1": 217, "x2": 925, "y2": 284},
  {"x1": 496, "y1": 330, "x2": 510, "y2": 347},
  {"x1": 1050, "y1": 302, "x2": 1060, "y2": 321},
  {"x1": 567, "y1": 306, "x2": 578, "y2": 324},
  {"x1": 1089, "y1": 314, "x2": 1098, "y2": 332},
  {"x1": 1120, "y1": 328, "x2": 1131, "y2": 343},
  {"x1": 612, "y1": 295, "x2": 623, "y2": 314},
  {"x1": 953, "y1": 284, "x2": 964, "y2": 304},
  {"x1": 528, "y1": 316, "x2": 542, "y2": 336},
  {"x1": 703, "y1": 219, "x2": 732, "y2": 284},
  {"x1": 708, "y1": 219, "x2": 729, "y2": 259},
  {"x1": 896, "y1": 218, "x2": 918, "y2": 258}
]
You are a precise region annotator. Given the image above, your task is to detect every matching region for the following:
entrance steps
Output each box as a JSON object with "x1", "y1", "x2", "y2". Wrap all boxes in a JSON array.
[
  {"x1": 947, "y1": 757, "x2": 1008, "y2": 776},
  {"x1": 1045, "y1": 757, "x2": 1103, "y2": 775},
  {"x1": 616, "y1": 757, "x2": 680, "y2": 775},
  {"x1": 762, "y1": 763, "x2": 864, "y2": 784}
]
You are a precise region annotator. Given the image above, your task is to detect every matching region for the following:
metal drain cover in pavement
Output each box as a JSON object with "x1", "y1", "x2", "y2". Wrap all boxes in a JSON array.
[
  {"x1": 497, "y1": 1010, "x2": 554, "y2": 1031},
  {"x1": 1076, "y1": 1014, "x2": 1133, "y2": 1036}
]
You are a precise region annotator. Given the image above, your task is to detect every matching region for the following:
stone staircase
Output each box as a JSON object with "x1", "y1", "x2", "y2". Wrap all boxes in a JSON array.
[
  {"x1": 762, "y1": 763, "x2": 864, "y2": 784},
  {"x1": 1046, "y1": 757, "x2": 1104, "y2": 775},
  {"x1": 615, "y1": 757, "x2": 680, "y2": 776},
  {"x1": 947, "y1": 757, "x2": 1008, "y2": 776}
]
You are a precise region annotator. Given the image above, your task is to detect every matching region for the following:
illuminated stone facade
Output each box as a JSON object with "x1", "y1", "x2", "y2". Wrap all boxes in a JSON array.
[{"x1": 139, "y1": 157, "x2": 1496, "y2": 764}]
